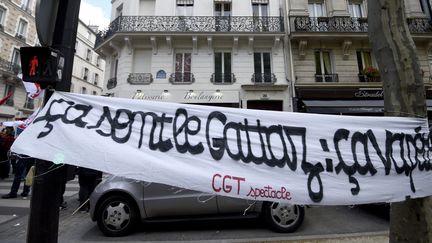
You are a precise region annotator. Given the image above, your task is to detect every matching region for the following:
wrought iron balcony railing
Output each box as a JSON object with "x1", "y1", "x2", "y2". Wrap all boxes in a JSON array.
[
  {"x1": 211, "y1": 73, "x2": 236, "y2": 84},
  {"x1": 407, "y1": 18, "x2": 432, "y2": 33},
  {"x1": 169, "y1": 72, "x2": 195, "y2": 84},
  {"x1": 252, "y1": 73, "x2": 277, "y2": 84},
  {"x1": 294, "y1": 16, "x2": 432, "y2": 33},
  {"x1": 107, "y1": 77, "x2": 117, "y2": 90},
  {"x1": 358, "y1": 74, "x2": 381, "y2": 82},
  {"x1": 0, "y1": 58, "x2": 20, "y2": 75},
  {"x1": 315, "y1": 74, "x2": 339, "y2": 82},
  {"x1": 96, "y1": 16, "x2": 284, "y2": 47},
  {"x1": 127, "y1": 73, "x2": 153, "y2": 85},
  {"x1": 294, "y1": 17, "x2": 368, "y2": 32}
]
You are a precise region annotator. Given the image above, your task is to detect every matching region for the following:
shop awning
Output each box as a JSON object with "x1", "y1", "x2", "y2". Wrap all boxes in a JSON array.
[
  {"x1": 251, "y1": 0, "x2": 269, "y2": 3},
  {"x1": 177, "y1": 0, "x2": 194, "y2": 5},
  {"x1": 303, "y1": 100, "x2": 432, "y2": 114},
  {"x1": 302, "y1": 100, "x2": 384, "y2": 114}
]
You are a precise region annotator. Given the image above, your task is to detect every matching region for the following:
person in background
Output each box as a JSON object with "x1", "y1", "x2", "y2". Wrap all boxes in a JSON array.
[
  {"x1": 59, "y1": 165, "x2": 77, "y2": 210},
  {"x1": 2, "y1": 155, "x2": 35, "y2": 199},
  {"x1": 77, "y1": 167, "x2": 102, "y2": 212},
  {"x1": 0, "y1": 127, "x2": 15, "y2": 179}
]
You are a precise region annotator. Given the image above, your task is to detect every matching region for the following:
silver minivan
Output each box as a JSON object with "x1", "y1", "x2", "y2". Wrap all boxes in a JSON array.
[{"x1": 89, "y1": 175, "x2": 305, "y2": 237}]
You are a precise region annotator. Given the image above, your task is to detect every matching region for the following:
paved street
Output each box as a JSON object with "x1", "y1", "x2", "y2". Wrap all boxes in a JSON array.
[{"x1": 0, "y1": 175, "x2": 389, "y2": 243}]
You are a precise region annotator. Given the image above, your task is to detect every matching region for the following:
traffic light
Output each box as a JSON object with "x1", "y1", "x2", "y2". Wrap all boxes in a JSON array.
[{"x1": 20, "y1": 47, "x2": 64, "y2": 84}]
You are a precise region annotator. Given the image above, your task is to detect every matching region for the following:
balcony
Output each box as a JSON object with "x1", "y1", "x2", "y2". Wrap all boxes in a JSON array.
[
  {"x1": 211, "y1": 73, "x2": 236, "y2": 84},
  {"x1": 169, "y1": 72, "x2": 195, "y2": 84},
  {"x1": 127, "y1": 73, "x2": 153, "y2": 85},
  {"x1": 0, "y1": 58, "x2": 20, "y2": 75},
  {"x1": 315, "y1": 74, "x2": 339, "y2": 82},
  {"x1": 96, "y1": 16, "x2": 284, "y2": 47},
  {"x1": 407, "y1": 18, "x2": 432, "y2": 33},
  {"x1": 294, "y1": 17, "x2": 368, "y2": 32},
  {"x1": 15, "y1": 33, "x2": 26, "y2": 42},
  {"x1": 252, "y1": 73, "x2": 277, "y2": 84},
  {"x1": 293, "y1": 17, "x2": 432, "y2": 34},
  {"x1": 358, "y1": 74, "x2": 381, "y2": 82},
  {"x1": 107, "y1": 77, "x2": 117, "y2": 90},
  {"x1": 21, "y1": 5, "x2": 32, "y2": 15}
]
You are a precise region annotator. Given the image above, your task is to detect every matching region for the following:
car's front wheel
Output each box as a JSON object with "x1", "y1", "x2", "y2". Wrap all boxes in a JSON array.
[
  {"x1": 96, "y1": 195, "x2": 139, "y2": 237},
  {"x1": 263, "y1": 202, "x2": 304, "y2": 233}
]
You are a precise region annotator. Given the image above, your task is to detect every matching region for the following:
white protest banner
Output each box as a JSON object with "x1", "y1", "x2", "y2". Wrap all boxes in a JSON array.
[{"x1": 11, "y1": 92, "x2": 432, "y2": 205}]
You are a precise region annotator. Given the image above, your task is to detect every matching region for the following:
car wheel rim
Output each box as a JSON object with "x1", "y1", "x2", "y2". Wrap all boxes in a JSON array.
[
  {"x1": 270, "y1": 202, "x2": 299, "y2": 228},
  {"x1": 102, "y1": 201, "x2": 131, "y2": 231}
]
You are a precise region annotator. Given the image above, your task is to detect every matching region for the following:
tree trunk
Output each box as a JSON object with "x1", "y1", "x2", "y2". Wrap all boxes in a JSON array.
[{"x1": 368, "y1": 1, "x2": 432, "y2": 242}]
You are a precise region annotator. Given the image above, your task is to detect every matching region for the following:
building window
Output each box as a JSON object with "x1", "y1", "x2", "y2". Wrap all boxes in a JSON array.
[
  {"x1": 81, "y1": 87, "x2": 87, "y2": 94},
  {"x1": 215, "y1": 3, "x2": 231, "y2": 16},
  {"x1": 215, "y1": 2, "x2": 231, "y2": 31},
  {"x1": 174, "y1": 52, "x2": 192, "y2": 82},
  {"x1": 75, "y1": 41, "x2": 79, "y2": 50},
  {"x1": 111, "y1": 57, "x2": 118, "y2": 78},
  {"x1": 0, "y1": 6, "x2": 6, "y2": 30},
  {"x1": 4, "y1": 84, "x2": 14, "y2": 106},
  {"x1": 83, "y1": 68, "x2": 89, "y2": 81},
  {"x1": 92, "y1": 91, "x2": 97, "y2": 96},
  {"x1": 253, "y1": 52, "x2": 272, "y2": 83},
  {"x1": 86, "y1": 30, "x2": 91, "y2": 40},
  {"x1": 356, "y1": 50, "x2": 373, "y2": 73},
  {"x1": 11, "y1": 48, "x2": 20, "y2": 66},
  {"x1": 420, "y1": 0, "x2": 432, "y2": 18},
  {"x1": 214, "y1": 52, "x2": 232, "y2": 83},
  {"x1": 308, "y1": 0, "x2": 326, "y2": 17},
  {"x1": 252, "y1": 3, "x2": 268, "y2": 31},
  {"x1": 96, "y1": 56, "x2": 101, "y2": 67},
  {"x1": 86, "y1": 49, "x2": 92, "y2": 61},
  {"x1": 315, "y1": 50, "x2": 335, "y2": 82},
  {"x1": 16, "y1": 19, "x2": 28, "y2": 39},
  {"x1": 24, "y1": 96, "x2": 34, "y2": 109},
  {"x1": 94, "y1": 73, "x2": 99, "y2": 85},
  {"x1": 252, "y1": 3, "x2": 268, "y2": 17},
  {"x1": 176, "y1": 1, "x2": 193, "y2": 16},
  {"x1": 348, "y1": 0, "x2": 365, "y2": 18},
  {"x1": 116, "y1": 4, "x2": 123, "y2": 18},
  {"x1": 21, "y1": 0, "x2": 31, "y2": 10},
  {"x1": 357, "y1": 50, "x2": 379, "y2": 82}
]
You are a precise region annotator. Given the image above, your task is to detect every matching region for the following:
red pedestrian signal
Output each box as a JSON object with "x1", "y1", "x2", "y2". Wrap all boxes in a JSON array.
[
  {"x1": 20, "y1": 47, "x2": 64, "y2": 84},
  {"x1": 29, "y1": 56, "x2": 39, "y2": 76}
]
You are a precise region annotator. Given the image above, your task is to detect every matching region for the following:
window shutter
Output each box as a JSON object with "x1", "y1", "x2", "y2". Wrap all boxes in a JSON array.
[{"x1": 177, "y1": 0, "x2": 194, "y2": 5}]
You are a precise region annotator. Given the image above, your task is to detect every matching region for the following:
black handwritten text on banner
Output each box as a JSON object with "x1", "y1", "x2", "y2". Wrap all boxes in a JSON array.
[{"x1": 11, "y1": 92, "x2": 432, "y2": 205}]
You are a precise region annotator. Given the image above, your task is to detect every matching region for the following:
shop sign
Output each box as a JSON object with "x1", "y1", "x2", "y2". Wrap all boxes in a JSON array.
[
  {"x1": 354, "y1": 89, "x2": 384, "y2": 98},
  {"x1": 133, "y1": 90, "x2": 239, "y2": 103}
]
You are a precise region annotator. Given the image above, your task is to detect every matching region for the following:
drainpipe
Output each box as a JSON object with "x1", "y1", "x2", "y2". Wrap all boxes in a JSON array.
[{"x1": 281, "y1": 0, "x2": 297, "y2": 112}]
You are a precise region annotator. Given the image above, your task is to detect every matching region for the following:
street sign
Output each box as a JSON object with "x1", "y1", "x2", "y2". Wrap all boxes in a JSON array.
[
  {"x1": 20, "y1": 47, "x2": 64, "y2": 84},
  {"x1": 35, "y1": 0, "x2": 59, "y2": 46}
]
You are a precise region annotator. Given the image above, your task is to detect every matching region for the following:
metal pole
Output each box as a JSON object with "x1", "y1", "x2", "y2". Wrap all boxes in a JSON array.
[{"x1": 27, "y1": 1, "x2": 81, "y2": 242}]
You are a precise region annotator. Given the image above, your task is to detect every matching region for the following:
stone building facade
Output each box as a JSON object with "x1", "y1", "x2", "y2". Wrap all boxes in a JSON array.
[
  {"x1": 96, "y1": 0, "x2": 432, "y2": 116},
  {"x1": 71, "y1": 20, "x2": 105, "y2": 96},
  {"x1": 96, "y1": 0, "x2": 290, "y2": 111},
  {"x1": 0, "y1": 0, "x2": 42, "y2": 121},
  {"x1": 287, "y1": 0, "x2": 432, "y2": 115}
]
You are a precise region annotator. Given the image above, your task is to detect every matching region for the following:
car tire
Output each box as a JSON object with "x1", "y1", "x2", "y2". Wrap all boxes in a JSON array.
[
  {"x1": 96, "y1": 195, "x2": 139, "y2": 237},
  {"x1": 263, "y1": 202, "x2": 304, "y2": 233}
]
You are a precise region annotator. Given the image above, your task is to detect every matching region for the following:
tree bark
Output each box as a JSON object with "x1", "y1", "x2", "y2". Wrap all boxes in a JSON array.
[{"x1": 368, "y1": 1, "x2": 432, "y2": 242}]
